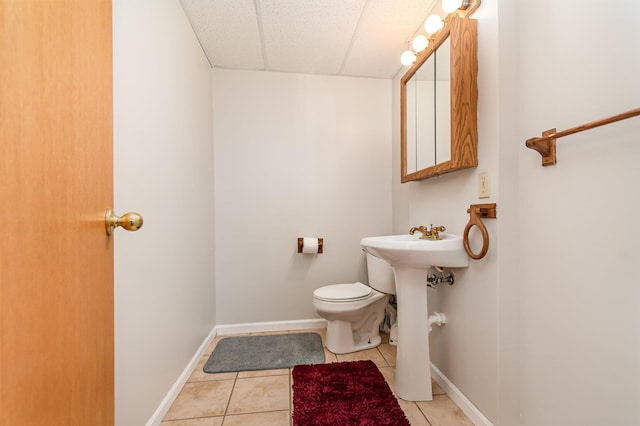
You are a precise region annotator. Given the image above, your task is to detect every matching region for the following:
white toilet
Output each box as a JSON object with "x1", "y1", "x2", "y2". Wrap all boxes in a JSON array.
[{"x1": 313, "y1": 253, "x2": 396, "y2": 354}]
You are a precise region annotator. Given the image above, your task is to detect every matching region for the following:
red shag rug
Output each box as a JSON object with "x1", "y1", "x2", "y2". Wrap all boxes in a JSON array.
[{"x1": 292, "y1": 360, "x2": 410, "y2": 426}]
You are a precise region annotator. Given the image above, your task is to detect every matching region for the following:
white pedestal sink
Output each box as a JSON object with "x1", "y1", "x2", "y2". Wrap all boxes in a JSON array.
[{"x1": 360, "y1": 233, "x2": 469, "y2": 401}]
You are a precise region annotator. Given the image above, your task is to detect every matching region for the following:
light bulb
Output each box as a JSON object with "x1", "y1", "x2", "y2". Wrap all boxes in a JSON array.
[
  {"x1": 424, "y1": 14, "x2": 444, "y2": 34},
  {"x1": 412, "y1": 35, "x2": 429, "y2": 53},
  {"x1": 441, "y1": 0, "x2": 463, "y2": 14},
  {"x1": 400, "y1": 50, "x2": 417, "y2": 66}
]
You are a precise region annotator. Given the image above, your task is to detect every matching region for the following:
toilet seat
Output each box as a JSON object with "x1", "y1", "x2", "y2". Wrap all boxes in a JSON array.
[{"x1": 313, "y1": 282, "x2": 372, "y2": 302}]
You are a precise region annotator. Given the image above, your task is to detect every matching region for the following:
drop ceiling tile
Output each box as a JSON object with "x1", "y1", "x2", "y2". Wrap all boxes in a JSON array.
[
  {"x1": 180, "y1": 0, "x2": 264, "y2": 70},
  {"x1": 342, "y1": 0, "x2": 439, "y2": 78},
  {"x1": 180, "y1": 0, "x2": 443, "y2": 79},
  {"x1": 258, "y1": 0, "x2": 366, "y2": 75}
]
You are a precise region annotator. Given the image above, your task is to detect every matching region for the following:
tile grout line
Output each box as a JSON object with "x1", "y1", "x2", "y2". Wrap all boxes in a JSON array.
[{"x1": 222, "y1": 373, "x2": 238, "y2": 420}]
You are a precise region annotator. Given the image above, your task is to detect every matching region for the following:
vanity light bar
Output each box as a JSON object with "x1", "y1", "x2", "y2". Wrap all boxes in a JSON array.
[
  {"x1": 442, "y1": 0, "x2": 471, "y2": 14},
  {"x1": 400, "y1": 0, "x2": 477, "y2": 65}
]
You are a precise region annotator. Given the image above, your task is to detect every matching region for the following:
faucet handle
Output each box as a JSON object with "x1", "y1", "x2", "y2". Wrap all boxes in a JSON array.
[
  {"x1": 425, "y1": 224, "x2": 446, "y2": 240},
  {"x1": 430, "y1": 224, "x2": 446, "y2": 232}
]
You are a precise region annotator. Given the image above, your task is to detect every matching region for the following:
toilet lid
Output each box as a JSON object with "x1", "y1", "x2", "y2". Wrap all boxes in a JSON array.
[{"x1": 313, "y1": 282, "x2": 372, "y2": 302}]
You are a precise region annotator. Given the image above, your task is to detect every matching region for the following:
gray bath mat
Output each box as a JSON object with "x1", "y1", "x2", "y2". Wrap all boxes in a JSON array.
[{"x1": 203, "y1": 332, "x2": 325, "y2": 374}]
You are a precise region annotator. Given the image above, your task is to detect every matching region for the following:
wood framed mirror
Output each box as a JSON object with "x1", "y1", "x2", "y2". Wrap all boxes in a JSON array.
[{"x1": 401, "y1": 15, "x2": 478, "y2": 183}]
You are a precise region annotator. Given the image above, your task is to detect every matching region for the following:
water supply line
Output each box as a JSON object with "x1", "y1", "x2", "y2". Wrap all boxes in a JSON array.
[{"x1": 426, "y1": 266, "x2": 455, "y2": 287}]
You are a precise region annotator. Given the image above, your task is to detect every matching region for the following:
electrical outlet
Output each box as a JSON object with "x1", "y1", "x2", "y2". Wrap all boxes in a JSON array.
[{"x1": 478, "y1": 172, "x2": 490, "y2": 199}]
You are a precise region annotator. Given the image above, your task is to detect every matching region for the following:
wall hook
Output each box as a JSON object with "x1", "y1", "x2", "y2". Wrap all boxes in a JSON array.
[{"x1": 463, "y1": 203, "x2": 496, "y2": 260}]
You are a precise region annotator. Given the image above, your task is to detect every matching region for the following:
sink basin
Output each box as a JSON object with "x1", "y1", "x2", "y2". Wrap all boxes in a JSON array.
[
  {"x1": 360, "y1": 233, "x2": 469, "y2": 401},
  {"x1": 360, "y1": 233, "x2": 469, "y2": 268}
]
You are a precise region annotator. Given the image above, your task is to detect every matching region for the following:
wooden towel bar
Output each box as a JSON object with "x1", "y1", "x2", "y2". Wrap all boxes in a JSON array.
[{"x1": 525, "y1": 107, "x2": 640, "y2": 166}]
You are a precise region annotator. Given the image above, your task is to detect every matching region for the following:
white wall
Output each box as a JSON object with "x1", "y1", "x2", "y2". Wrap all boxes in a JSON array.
[
  {"x1": 213, "y1": 69, "x2": 392, "y2": 324},
  {"x1": 113, "y1": 1, "x2": 215, "y2": 425},
  {"x1": 517, "y1": 0, "x2": 640, "y2": 424},
  {"x1": 394, "y1": 0, "x2": 640, "y2": 424}
]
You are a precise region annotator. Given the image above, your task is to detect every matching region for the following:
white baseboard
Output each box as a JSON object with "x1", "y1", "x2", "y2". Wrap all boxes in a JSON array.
[
  {"x1": 147, "y1": 320, "x2": 490, "y2": 426},
  {"x1": 145, "y1": 327, "x2": 218, "y2": 426},
  {"x1": 145, "y1": 318, "x2": 327, "y2": 425},
  {"x1": 431, "y1": 363, "x2": 493, "y2": 426},
  {"x1": 216, "y1": 318, "x2": 327, "y2": 335}
]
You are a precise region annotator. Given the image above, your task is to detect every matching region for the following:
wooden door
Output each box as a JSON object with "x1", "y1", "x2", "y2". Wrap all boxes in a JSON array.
[{"x1": 0, "y1": 1, "x2": 114, "y2": 424}]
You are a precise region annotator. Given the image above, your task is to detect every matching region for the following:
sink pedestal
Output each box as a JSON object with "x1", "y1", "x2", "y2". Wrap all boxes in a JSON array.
[
  {"x1": 359, "y1": 233, "x2": 469, "y2": 401},
  {"x1": 393, "y1": 266, "x2": 433, "y2": 401}
]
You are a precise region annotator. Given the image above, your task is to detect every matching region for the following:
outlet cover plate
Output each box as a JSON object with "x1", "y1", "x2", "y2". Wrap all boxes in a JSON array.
[{"x1": 479, "y1": 172, "x2": 490, "y2": 199}]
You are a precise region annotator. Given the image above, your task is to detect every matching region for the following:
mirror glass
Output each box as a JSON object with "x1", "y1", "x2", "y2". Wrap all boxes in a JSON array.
[
  {"x1": 401, "y1": 16, "x2": 478, "y2": 183},
  {"x1": 405, "y1": 38, "x2": 451, "y2": 174},
  {"x1": 434, "y1": 37, "x2": 451, "y2": 164}
]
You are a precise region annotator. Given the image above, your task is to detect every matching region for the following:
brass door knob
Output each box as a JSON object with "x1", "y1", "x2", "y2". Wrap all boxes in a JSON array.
[{"x1": 105, "y1": 208, "x2": 144, "y2": 236}]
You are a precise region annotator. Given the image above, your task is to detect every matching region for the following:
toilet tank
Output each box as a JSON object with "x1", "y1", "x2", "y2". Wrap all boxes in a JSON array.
[{"x1": 366, "y1": 253, "x2": 396, "y2": 294}]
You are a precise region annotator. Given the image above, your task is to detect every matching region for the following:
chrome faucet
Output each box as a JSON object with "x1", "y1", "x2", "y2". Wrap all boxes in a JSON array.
[{"x1": 409, "y1": 224, "x2": 446, "y2": 240}]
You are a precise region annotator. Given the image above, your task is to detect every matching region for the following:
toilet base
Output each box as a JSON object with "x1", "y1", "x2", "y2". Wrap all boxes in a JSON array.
[
  {"x1": 389, "y1": 323, "x2": 398, "y2": 346},
  {"x1": 326, "y1": 319, "x2": 383, "y2": 354},
  {"x1": 313, "y1": 286, "x2": 390, "y2": 355}
]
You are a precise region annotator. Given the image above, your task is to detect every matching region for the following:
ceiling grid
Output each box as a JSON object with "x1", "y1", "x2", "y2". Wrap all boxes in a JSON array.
[{"x1": 179, "y1": 0, "x2": 439, "y2": 79}]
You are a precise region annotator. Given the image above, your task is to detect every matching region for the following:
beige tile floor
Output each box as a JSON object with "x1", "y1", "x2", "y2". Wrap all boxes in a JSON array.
[{"x1": 161, "y1": 329, "x2": 473, "y2": 425}]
